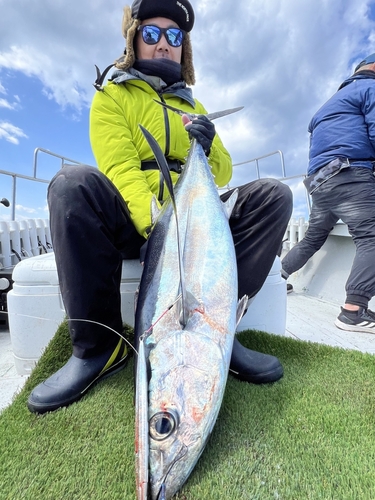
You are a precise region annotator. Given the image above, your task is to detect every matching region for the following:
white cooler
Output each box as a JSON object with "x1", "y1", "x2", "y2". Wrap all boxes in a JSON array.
[
  {"x1": 7, "y1": 254, "x2": 285, "y2": 375},
  {"x1": 7, "y1": 252, "x2": 143, "y2": 375},
  {"x1": 237, "y1": 256, "x2": 286, "y2": 336}
]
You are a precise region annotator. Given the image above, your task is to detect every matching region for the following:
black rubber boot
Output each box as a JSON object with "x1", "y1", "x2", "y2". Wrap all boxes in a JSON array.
[
  {"x1": 229, "y1": 337, "x2": 283, "y2": 384},
  {"x1": 27, "y1": 339, "x2": 129, "y2": 414}
]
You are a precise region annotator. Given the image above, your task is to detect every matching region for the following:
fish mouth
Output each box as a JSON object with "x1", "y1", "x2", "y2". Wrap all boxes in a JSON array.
[
  {"x1": 154, "y1": 443, "x2": 188, "y2": 500},
  {"x1": 156, "y1": 482, "x2": 166, "y2": 500}
]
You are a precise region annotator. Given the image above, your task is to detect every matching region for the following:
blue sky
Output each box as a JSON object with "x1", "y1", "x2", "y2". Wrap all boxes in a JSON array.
[
  {"x1": 0, "y1": 71, "x2": 95, "y2": 170},
  {"x1": 0, "y1": 71, "x2": 96, "y2": 220},
  {"x1": 1, "y1": 0, "x2": 375, "y2": 221}
]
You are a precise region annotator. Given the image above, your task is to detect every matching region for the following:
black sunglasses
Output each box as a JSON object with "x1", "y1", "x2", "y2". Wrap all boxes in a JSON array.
[{"x1": 137, "y1": 25, "x2": 185, "y2": 48}]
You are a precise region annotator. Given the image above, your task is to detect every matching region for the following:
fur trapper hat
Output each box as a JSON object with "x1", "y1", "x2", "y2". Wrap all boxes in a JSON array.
[{"x1": 115, "y1": 0, "x2": 195, "y2": 85}]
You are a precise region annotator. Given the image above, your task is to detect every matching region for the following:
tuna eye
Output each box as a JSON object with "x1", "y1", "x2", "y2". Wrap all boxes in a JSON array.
[{"x1": 149, "y1": 411, "x2": 177, "y2": 441}]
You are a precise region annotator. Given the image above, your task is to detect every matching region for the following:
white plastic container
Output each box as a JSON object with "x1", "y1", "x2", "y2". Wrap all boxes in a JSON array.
[
  {"x1": 237, "y1": 256, "x2": 286, "y2": 335},
  {"x1": 7, "y1": 252, "x2": 142, "y2": 375},
  {"x1": 7, "y1": 253, "x2": 286, "y2": 375}
]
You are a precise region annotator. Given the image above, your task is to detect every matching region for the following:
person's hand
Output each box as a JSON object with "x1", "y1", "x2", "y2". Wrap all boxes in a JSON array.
[{"x1": 183, "y1": 115, "x2": 215, "y2": 155}]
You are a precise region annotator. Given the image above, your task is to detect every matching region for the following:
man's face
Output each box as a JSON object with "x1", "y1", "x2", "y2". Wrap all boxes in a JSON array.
[{"x1": 135, "y1": 17, "x2": 183, "y2": 64}]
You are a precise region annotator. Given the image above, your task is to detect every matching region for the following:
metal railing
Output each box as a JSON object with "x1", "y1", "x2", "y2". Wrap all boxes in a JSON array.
[
  {"x1": 32, "y1": 147, "x2": 90, "y2": 178},
  {"x1": 0, "y1": 148, "x2": 93, "y2": 221},
  {"x1": 232, "y1": 149, "x2": 286, "y2": 178},
  {"x1": 1, "y1": 146, "x2": 312, "y2": 221},
  {"x1": 231, "y1": 150, "x2": 311, "y2": 214}
]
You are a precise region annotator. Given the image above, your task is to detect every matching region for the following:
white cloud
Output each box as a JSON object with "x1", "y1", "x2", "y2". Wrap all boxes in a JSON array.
[
  {"x1": 191, "y1": 0, "x2": 375, "y2": 177},
  {"x1": 0, "y1": 46, "x2": 91, "y2": 111},
  {"x1": 0, "y1": 121, "x2": 28, "y2": 145},
  {"x1": 0, "y1": 98, "x2": 13, "y2": 109},
  {"x1": 15, "y1": 204, "x2": 37, "y2": 214},
  {"x1": 0, "y1": 96, "x2": 20, "y2": 110},
  {"x1": 0, "y1": 0, "x2": 374, "y2": 179},
  {"x1": 0, "y1": 77, "x2": 21, "y2": 109}
]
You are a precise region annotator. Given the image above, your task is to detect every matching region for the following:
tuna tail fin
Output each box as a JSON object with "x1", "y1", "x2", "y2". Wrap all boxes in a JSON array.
[
  {"x1": 139, "y1": 124, "x2": 188, "y2": 326},
  {"x1": 222, "y1": 188, "x2": 239, "y2": 218}
]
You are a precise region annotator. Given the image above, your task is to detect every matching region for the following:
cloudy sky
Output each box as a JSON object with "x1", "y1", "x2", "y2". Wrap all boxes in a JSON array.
[{"x1": 1, "y1": 0, "x2": 375, "y2": 220}]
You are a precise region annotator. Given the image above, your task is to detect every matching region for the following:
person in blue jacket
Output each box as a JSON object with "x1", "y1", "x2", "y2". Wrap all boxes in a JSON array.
[{"x1": 282, "y1": 53, "x2": 375, "y2": 333}]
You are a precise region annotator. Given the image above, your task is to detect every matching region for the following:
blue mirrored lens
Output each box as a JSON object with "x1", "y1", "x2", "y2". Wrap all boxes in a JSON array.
[
  {"x1": 141, "y1": 26, "x2": 184, "y2": 47},
  {"x1": 166, "y1": 28, "x2": 184, "y2": 47},
  {"x1": 142, "y1": 26, "x2": 160, "y2": 44}
]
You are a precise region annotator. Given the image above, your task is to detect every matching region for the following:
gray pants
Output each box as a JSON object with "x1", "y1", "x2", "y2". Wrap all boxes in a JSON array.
[{"x1": 282, "y1": 167, "x2": 375, "y2": 308}]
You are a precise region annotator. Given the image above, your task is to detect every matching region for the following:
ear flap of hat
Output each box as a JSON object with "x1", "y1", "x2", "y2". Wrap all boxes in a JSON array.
[
  {"x1": 181, "y1": 33, "x2": 195, "y2": 86},
  {"x1": 115, "y1": 6, "x2": 140, "y2": 71}
]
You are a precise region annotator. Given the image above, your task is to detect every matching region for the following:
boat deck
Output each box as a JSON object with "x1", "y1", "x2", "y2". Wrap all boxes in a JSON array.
[
  {"x1": 286, "y1": 291, "x2": 375, "y2": 353},
  {"x1": 2, "y1": 290, "x2": 375, "y2": 413}
]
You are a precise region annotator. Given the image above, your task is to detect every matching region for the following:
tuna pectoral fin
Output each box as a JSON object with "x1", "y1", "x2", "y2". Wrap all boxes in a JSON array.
[
  {"x1": 222, "y1": 188, "x2": 239, "y2": 218},
  {"x1": 236, "y1": 295, "x2": 249, "y2": 327},
  {"x1": 139, "y1": 124, "x2": 188, "y2": 326},
  {"x1": 151, "y1": 196, "x2": 161, "y2": 225}
]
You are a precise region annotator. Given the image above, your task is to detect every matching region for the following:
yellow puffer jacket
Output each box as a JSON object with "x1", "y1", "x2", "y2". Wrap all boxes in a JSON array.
[{"x1": 90, "y1": 76, "x2": 232, "y2": 238}]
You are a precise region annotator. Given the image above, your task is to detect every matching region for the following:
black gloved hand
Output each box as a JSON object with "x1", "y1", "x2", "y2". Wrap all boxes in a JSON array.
[{"x1": 185, "y1": 115, "x2": 215, "y2": 156}]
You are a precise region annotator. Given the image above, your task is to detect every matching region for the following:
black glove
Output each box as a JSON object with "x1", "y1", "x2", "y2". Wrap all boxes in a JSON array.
[{"x1": 185, "y1": 115, "x2": 215, "y2": 155}]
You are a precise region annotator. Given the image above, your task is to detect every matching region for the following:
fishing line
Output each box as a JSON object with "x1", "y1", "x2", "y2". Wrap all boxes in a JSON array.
[
  {"x1": 67, "y1": 318, "x2": 137, "y2": 354},
  {"x1": 144, "y1": 293, "x2": 182, "y2": 335},
  {"x1": 3, "y1": 294, "x2": 183, "y2": 357},
  {"x1": 2, "y1": 310, "x2": 138, "y2": 355}
]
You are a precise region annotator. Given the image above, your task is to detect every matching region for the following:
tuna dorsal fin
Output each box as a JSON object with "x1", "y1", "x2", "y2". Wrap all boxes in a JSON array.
[
  {"x1": 222, "y1": 188, "x2": 239, "y2": 219},
  {"x1": 139, "y1": 124, "x2": 187, "y2": 327},
  {"x1": 236, "y1": 295, "x2": 249, "y2": 327},
  {"x1": 139, "y1": 124, "x2": 175, "y2": 207}
]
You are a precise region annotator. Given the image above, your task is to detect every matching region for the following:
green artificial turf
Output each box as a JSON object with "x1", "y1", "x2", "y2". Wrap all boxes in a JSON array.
[{"x1": 1, "y1": 321, "x2": 375, "y2": 499}]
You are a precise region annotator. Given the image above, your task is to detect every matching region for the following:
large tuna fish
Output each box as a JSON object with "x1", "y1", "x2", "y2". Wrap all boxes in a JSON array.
[{"x1": 134, "y1": 106, "x2": 247, "y2": 500}]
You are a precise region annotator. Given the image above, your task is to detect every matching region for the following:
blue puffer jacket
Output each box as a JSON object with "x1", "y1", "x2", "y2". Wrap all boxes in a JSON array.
[{"x1": 308, "y1": 71, "x2": 375, "y2": 175}]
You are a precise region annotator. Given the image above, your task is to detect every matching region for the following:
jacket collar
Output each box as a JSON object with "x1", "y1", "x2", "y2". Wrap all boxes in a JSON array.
[
  {"x1": 110, "y1": 68, "x2": 196, "y2": 108},
  {"x1": 338, "y1": 70, "x2": 375, "y2": 90}
]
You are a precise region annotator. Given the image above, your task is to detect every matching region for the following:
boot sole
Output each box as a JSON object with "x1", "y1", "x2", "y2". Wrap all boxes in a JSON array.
[
  {"x1": 334, "y1": 318, "x2": 375, "y2": 334},
  {"x1": 229, "y1": 364, "x2": 284, "y2": 384}
]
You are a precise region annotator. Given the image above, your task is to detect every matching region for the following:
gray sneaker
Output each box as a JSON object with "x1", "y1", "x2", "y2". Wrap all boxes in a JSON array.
[{"x1": 335, "y1": 307, "x2": 375, "y2": 333}]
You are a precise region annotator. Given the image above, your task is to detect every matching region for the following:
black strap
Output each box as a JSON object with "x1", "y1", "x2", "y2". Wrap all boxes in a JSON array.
[{"x1": 141, "y1": 159, "x2": 183, "y2": 174}]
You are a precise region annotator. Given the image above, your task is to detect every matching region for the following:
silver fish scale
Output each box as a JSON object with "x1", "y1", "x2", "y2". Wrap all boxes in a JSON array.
[{"x1": 136, "y1": 139, "x2": 238, "y2": 500}]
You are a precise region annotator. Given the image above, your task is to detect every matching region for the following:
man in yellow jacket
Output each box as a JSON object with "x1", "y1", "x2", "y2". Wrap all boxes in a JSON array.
[{"x1": 27, "y1": 0, "x2": 293, "y2": 414}]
